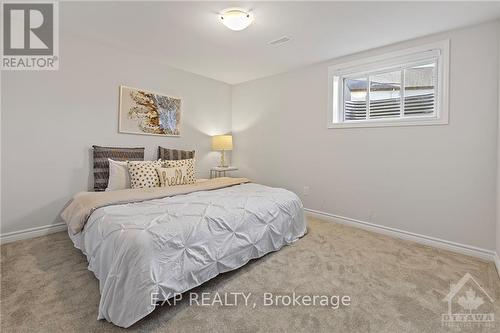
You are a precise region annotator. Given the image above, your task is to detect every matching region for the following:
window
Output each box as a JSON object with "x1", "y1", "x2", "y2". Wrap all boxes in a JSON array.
[{"x1": 328, "y1": 40, "x2": 449, "y2": 128}]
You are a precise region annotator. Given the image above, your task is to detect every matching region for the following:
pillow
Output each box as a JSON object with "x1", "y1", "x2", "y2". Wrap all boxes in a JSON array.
[
  {"x1": 127, "y1": 160, "x2": 162, "y2": 189},
  {"x1": 163, "y1": 158, "x2": 196, "y2": 184},
  {"x1": 106, "y1": 159, "x2": 130, "y2": 191},
  {"x1": 158, "y1": 147, "x2": 195, "y2": 160},
  {"x1": 92, "y1": 145, "x2": 144, "y2": 191},
  {"x1": 156, "y1": 165, "x2": 190, "y2": 187}
]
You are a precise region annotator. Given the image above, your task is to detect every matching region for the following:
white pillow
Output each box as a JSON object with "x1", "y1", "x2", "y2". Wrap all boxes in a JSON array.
[{"x1": 106, "y1": 158, "x2": 131, "y2": 191}]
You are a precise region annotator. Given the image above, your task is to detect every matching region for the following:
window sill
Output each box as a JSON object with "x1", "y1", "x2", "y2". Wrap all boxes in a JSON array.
[{"x1": 328, "y1": 117, "x2": 448, "y2": 129}]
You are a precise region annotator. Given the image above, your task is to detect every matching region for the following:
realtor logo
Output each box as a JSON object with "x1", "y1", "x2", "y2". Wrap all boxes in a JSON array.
[
  {"x1": 1, "y1": 2, "x2": 59, "y2": 70},
  {"x1": 442, "y1": 273, "x2": 495, "y2": 328}
]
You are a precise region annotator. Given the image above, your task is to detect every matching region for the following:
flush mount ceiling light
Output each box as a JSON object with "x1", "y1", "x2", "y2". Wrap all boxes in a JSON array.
[{"x1": 219, "y1": 9, "x2": 253, "y2": 31}]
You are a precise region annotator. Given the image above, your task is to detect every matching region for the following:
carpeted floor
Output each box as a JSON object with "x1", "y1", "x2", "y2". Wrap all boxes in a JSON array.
[{"x1": 1, "y1": 217, "x2": 499, "y2": 332}]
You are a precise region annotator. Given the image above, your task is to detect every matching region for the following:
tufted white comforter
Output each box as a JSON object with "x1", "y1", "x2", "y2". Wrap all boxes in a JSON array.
[{"x1": 69, "y1": 182, "x2": 306, "y2": 327}]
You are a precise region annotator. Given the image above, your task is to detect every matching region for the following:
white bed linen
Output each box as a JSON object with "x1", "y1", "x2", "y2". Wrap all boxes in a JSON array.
[{"x1": 69, "y1": 183, "x2": 306, "y2": 327}]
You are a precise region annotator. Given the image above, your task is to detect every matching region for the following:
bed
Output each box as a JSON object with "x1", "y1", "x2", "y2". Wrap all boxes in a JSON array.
[{"x1": 61, "y1": 177, "x2": 307, "y2": 328}]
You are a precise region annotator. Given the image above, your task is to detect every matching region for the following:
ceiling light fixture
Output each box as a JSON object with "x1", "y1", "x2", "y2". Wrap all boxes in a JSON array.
[{"x1": 219, "y1": 9, "x2": 253, "y2": 31}]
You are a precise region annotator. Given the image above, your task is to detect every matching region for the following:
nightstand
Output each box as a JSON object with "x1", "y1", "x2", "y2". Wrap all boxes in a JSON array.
[{"x1": 210, "y1": 166, "x2": 238, "y2": 179}]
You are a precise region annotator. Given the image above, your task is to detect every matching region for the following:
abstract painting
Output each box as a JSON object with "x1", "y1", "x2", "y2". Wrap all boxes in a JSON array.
[{"x1": 119, "y1": 85, "x2": 181, "y2": 136}]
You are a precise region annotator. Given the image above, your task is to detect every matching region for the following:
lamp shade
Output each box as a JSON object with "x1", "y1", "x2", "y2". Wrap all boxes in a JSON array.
[{"x1": 212, "y1": 135, "x2": 233, "y2": 151}]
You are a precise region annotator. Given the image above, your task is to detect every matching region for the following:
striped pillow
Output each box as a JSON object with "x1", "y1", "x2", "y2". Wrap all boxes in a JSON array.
[
  {"x1": 92, "y1": 145, "x2": 144, "y2": 191},
  {"x1": 158, "y1": 147, "x2": 195, "y2": 161}
]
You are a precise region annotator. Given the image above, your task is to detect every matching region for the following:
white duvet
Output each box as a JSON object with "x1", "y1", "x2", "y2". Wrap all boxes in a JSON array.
[{"x1": 69, "y1": 183, "x2": 307, "y2": 327}]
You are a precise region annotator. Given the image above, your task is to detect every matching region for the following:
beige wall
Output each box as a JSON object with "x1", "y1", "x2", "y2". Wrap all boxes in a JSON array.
[
  {"x1": 1, "y1": 27, "x2": 232, "y2": 234},
  {"x1": 232, "y1": 21, "x2": 500, "y2": 251}
]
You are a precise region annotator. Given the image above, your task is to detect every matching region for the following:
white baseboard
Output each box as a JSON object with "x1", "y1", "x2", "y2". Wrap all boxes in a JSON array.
[
  {"x1": 305, "y1": 208, "x2": 497, "y2": 262},
  {"x1": 1, "y1": 222, "x2": 67, "y2": 244}
]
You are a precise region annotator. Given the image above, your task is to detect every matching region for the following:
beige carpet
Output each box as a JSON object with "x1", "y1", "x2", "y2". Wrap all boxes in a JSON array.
[{"x1": 1, "y1": 217, "x2": 499, "y2": 332}]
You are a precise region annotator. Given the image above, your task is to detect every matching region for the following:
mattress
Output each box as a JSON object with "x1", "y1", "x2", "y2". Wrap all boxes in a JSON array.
[{"x1": 68, "y1": 182, "x2": 307, "y2": 327}]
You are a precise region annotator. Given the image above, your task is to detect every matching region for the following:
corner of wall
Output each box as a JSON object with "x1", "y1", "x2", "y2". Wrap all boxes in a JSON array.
[{"x1": 495, "y1": 19, "x2": 500, "y2": 279}]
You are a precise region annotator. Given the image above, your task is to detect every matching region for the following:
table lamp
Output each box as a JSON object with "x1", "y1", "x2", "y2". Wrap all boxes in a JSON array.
[{"x1": 212, "y1": 135, "x2": 233, "y2": 167}]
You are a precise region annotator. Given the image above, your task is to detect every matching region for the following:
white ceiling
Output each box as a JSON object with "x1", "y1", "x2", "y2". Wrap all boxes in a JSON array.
[{"x1": 63, "y1": 1, "x2": 500, "y2": 84}]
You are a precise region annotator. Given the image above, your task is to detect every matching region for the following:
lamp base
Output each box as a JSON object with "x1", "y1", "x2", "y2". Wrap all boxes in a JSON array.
[{"x1": 219, "y1": 150, "x2": 228, "y2": 167}]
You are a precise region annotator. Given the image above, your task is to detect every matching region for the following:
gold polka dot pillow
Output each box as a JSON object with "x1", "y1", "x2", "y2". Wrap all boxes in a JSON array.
[
  {"x1": 163, "y1": 158, "x2": 195, "y2": 184},
  {"x1": 127, "y1": 160, "x2": 162, "y2": 189}
]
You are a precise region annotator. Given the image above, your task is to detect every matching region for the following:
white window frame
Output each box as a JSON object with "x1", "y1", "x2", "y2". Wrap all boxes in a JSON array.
[{"x1": 327, "y1": 40, "x2": 449, "y2": 129}]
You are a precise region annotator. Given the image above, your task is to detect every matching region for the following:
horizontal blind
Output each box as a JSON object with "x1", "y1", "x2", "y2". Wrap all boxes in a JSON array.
[
  {"x1": 344, "y1": 93, "x2": 434, "y2": 120},
  {"x1": 404, "y1": 93, "x2": 434, "y2": 116},
  {"x1": 344, "y1": 100, "x2": 366, "y2": 120}
]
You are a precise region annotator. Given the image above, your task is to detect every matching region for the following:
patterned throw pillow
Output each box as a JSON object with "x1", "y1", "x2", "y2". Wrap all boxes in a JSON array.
[
  {"x1": 158, "y1": 147, "x2": 195, "y2": 160},
  {"x1": 127, "y1": 160, "x2": 162, "y2": 189},
  {"x1": 163, "y1": 159, "x2": 196, "y2": 184},
  {"x1": 92, "y1": 145, "x2": 144, "y2": 191},
  {"x1": 156, "y1": 165, "x2": 190, "y2": 187}
]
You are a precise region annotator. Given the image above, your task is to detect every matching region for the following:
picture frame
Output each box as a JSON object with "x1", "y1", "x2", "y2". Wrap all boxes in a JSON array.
[{"x1": 118, "y1": 85, "x2": 181, "y2": 137}]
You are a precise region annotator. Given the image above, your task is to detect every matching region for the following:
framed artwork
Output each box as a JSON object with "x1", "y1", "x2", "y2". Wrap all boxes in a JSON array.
[{"x1": 119, "y1": 85, "x2": 181, "y2": 136}]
